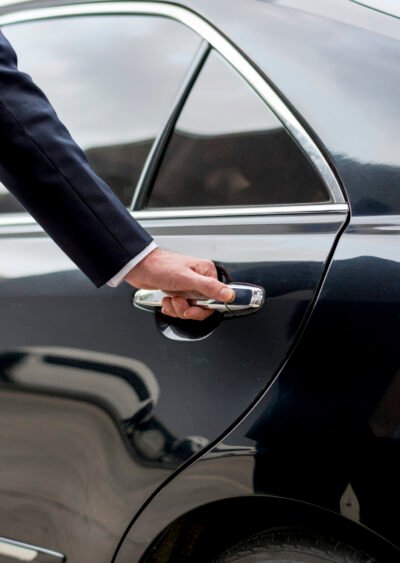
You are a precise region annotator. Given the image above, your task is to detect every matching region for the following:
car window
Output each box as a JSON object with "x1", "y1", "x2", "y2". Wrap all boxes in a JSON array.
[
  {"x1": 0, "y1": 15, "x2": 201, "y2": 212},
  {"x1": 145, "y1": 50, "x2": 329, "y2": 209}
]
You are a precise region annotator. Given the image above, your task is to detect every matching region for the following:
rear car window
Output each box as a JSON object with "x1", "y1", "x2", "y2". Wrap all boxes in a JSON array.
[{"x1": 145, "y1": 50, "x2": 330, "y2": 209}]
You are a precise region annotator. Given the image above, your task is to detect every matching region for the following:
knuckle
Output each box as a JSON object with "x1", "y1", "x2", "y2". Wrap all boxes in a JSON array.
[
  {"x1": 205, "y1": 260, "x2": 216, "y2": 275},
  {"x1": 206, "y1": 278, "x2": 219, "y2": 294},
  {"x1": 185, "y1": 307, "x2": 199, "y2": 320},
  {"x1": 173, "y1": 298, "x2": 188, "y2": 315}
]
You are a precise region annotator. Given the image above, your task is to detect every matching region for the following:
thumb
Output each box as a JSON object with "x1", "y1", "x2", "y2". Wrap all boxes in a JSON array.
[{"x1": 189, "y1": 271, "x2": 234, "y2": 302}]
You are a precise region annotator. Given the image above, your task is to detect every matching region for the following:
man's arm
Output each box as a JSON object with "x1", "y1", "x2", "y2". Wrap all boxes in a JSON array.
[
  {"x1": 0, "y1": 30, "x2": 153, "y2": 288},
  {"x1": 0, "y1": 31, "x2": 233, "y2": 318}
]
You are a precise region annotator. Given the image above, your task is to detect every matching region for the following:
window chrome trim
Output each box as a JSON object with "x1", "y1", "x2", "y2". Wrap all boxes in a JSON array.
[
  {"x1": 0, "y1": 213, "x2": 35, "y2": 226},
  {"x1": 133, "y1": 204, "x2": 348, "y2": 220},
  {"x1": 351, "y1": 0, "x2": 400, "y2": 19},
  {"x1": 0, "y1": 204, "x2": 348, "y2": 230},
  {"x1": 0, "y1": 1, "x2": 345, "y2": 205},
  {"x1": 131, "y1": 40, "x2": 211, "y2": 210}
]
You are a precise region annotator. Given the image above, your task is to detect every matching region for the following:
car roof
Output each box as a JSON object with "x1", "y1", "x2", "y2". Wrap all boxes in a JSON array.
[{"x1": 1, "y1": 0, "x2": 400, "y2": 214}]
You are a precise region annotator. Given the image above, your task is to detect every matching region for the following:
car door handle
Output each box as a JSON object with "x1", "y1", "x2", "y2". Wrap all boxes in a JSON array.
[{"x1": 133, "y1": 283, "x2": 265, "y2": 317}]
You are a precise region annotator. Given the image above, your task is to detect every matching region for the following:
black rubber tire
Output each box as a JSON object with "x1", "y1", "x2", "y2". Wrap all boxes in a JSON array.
[{"x1": 213, "y1": 530, "x2": 377, "y2": 563}]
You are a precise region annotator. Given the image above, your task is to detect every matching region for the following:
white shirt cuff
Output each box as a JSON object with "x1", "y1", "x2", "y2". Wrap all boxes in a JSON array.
[{"x1": 107, "y1": 241, "x2": 158, "y2": 288}]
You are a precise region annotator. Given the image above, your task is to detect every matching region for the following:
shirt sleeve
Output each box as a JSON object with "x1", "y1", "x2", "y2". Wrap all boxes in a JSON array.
[{"x1": 107, "y1": 241, "x2": 158, "y2": 287}]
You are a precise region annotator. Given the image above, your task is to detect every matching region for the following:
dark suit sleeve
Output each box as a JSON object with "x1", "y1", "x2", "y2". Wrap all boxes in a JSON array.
[{"x1": 0, "y1": 30, "x2": 153, "y2": 287}]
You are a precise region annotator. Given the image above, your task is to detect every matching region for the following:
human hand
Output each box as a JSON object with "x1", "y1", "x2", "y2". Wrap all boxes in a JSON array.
[{"x1": 124, "y1": 247, "x2": 234, "y2": 321}]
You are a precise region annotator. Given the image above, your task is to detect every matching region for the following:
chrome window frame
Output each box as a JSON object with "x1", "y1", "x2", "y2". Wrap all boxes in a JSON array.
[
  {"x1": 351, "y1": 0, "x2": 400, "y2": 19},
  {"x1": 131, "y1": 39, "x2": 211, "y2": 210},
  {"x1": 0, "y1": 1, "x2": 348, "y2": 226}
]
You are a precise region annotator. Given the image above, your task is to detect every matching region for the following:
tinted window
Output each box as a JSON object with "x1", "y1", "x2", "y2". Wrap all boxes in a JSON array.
[
  {"x1": 0, "y1": 15, "x2": 201, "y2": 212},
  {"x1": 146, "y1": 51, "x2": 329, "y2": 209}
]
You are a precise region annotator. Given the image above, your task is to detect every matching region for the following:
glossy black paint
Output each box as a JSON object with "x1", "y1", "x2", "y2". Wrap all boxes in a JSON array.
[
  {"x1": 0, "y1": 212, "x2": 344, "y2": 562},
  {"x1": 117, "y1": 216, "x2": 400, "y2": 561},
  {"x1": 0, "y1": 0, "x2": 398, "y2": 561}
]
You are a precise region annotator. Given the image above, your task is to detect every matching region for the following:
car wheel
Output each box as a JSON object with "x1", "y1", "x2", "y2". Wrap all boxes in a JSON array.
[{"x1": 213, "y1": 530, "x2": 376, "y2": 562}]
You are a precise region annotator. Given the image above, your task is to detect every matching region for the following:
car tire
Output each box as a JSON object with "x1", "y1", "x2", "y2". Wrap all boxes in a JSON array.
[{"x1": 213, "y1": 530, "x2": 376, "y2": 562}]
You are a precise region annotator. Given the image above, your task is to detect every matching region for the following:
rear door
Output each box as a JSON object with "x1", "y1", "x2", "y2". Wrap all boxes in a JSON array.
[
  {"x1": 0, "y1": 4, "x2": 348, "y2": 563},
  {"x1": 127, "y1": 46, "x2": 348, "y2": 457}
]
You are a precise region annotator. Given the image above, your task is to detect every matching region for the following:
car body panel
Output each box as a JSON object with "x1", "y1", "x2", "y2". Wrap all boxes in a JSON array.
[
  {"x1": 0, "y1": 210, "x2": 346, "y2": 561},
  {"x1": 116, "y1": 215, "x2": 400, "y2": 561},
  {"x1": 0, "y1": 0, "x2": 398, "y2": 560}
]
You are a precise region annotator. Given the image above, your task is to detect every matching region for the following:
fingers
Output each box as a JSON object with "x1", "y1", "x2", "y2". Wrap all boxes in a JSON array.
[
  {"x1": 161, "y1": 297, "x2": 178, "y2": 318},
  {"x1": 162, "y1": 258, "x2": 234, "y2": 320},
  {"x1": 189, "y1": 271, "x2": 234, "y2": 303},
  {"x1": 161, "y1": 296, "x2": 214, "y2": 321},
  {"x1": 128, "y1": 249, "x2": 234, "y2": 321},
  {"x1": 192, "y1": 259, "x2": 218, "y2": 279},
  {"x1": 183, "y1": 305, "x2": 214, "y2": 321},
  {"x1": 171, "y1": 296, "x2": 190, "y2": 318}
]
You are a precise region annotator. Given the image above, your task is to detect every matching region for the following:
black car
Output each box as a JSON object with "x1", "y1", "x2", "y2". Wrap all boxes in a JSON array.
[{"x1": 0, "y1": 0, "x2": 398, "y2": 561}]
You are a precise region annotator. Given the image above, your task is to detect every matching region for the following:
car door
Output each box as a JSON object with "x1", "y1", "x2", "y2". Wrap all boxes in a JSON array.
[{"x1": 0, "y1": 3, "x2": 348, "y2": 563}]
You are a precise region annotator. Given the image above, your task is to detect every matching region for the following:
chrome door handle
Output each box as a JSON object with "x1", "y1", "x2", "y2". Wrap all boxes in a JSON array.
[{"x1": 133, "y1": 283, "x2": 265, "y2": 317}]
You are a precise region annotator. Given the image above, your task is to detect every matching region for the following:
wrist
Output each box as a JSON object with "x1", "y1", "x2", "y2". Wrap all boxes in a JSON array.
[{"x1": 124, "y1": 245, "x2": 160, "y2": 286}]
